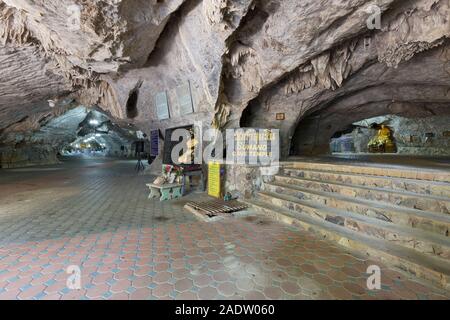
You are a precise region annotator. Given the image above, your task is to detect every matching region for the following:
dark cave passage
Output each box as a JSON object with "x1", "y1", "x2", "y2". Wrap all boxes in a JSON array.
[{"x1": 126, "y1": 89, "x2": 139, "y2": 119}]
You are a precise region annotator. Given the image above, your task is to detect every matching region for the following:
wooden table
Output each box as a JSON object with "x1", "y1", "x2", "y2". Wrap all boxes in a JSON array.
[{"x1": 146, "y1": 183, "x2": 183, "y2": 201}]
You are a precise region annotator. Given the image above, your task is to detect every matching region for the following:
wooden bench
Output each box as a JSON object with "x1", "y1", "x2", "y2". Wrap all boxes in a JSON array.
[{"x1": 146, "y1": 183, "x2": 183, "y2": 201}]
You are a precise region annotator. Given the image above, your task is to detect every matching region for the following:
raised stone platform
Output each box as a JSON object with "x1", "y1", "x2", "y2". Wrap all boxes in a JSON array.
[
  {"x1": 246, "y1": 160, "x2": 450, "y2": 290},
  {"x1": 286, "y1": 157, "x2": 450, "y2": 182}
]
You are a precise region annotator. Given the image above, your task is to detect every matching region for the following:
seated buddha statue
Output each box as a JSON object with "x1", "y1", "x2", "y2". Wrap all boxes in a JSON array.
[
  {"x1": 178, "y1": 129, "x2": 199, "y2": 164},
  {"x1": 368, "y1": 125, "x2": 396, "y2": 153}
]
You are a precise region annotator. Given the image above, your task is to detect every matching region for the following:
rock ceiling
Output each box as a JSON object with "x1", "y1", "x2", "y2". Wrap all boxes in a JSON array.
[{"x1": 0, "y1": 0, "x2": 449, "y2": 156}]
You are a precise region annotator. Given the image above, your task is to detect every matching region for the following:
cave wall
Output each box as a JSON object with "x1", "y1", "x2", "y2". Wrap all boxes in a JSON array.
[
  {"x1": 275, "y1": 42, "x2": 450, "y2": 156},
  {"x1": 105, "y1": 0, "x2": 450, "y2": 161},
  {"x1": 102, "y1": 0, "x2": 254, "y2": 132},
  {"x1": 0, "y1": 104, "x2": 138, "y2": 168},
  {"x1": 0, "y1": 46, "x2": 71, "y2": 131},
  {"x1": 0, "y1": 0, "x2": 449, "y2": 168},
  {"x1": 352, "y1": 128, "x2": 376, "y2": 153},
  {"x1": 349, "y1": 115, "x2": 450, "y2": 156},
  {"x1": 238, "y1": 0, "x2": 450, "y2": 158},
  {"x1": 293, "y1": 101, "x2": 450, "y2": 156},
  {"x1": 0, "y1": 103, "x2": 88, "y2": 168}
]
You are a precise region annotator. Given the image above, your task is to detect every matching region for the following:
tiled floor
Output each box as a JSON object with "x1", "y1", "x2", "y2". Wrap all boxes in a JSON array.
[{"x1": 0, "y1": 157, "x2": 448, "y2": 300}]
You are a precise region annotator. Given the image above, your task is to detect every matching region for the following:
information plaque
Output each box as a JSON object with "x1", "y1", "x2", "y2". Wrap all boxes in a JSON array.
[
  {"x1": 155, "y1": 91, "x2": 170, "y2": 120},
  {"x1": 176, "y1": 81, "x2": 194, "y2": 115}
]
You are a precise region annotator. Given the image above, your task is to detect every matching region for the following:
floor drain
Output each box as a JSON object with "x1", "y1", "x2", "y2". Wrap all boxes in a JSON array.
[{"x1": 184, "y1": 200, "x2": 248, "y2": 221}]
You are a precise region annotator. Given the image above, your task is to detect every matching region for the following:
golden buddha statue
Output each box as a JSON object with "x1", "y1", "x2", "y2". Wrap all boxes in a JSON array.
[
  {"x1": 178, "y1": 129, "x2": 198, "y2": 164},
  {"x1": 368, "y1": 125, "x2": 396, "y2": 153}
]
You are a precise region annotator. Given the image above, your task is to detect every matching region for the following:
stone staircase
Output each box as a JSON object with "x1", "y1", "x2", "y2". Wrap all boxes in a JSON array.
[{"x1": 246, "y1": 161, "x2": 450, "y2": 290}]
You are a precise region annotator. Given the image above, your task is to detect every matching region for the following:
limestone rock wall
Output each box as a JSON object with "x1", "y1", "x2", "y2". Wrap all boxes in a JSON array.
[
  {"x1": 101, "y1": 0, "x2": 254, "y2": 134},
  {"x1": 239, "y1": 0, "x2": 450, "y2": 157},
  {"x1": 0, "y1": 0, "x2": 449, "y2": 167},
  {"x1": 0, "y1": 103, "x2": 137, "y2": 168},
  {"x1": 0, "y1": 45, "x2": 71, "y2": 130},
  {"x1": 351, "y1": 115, "x2": 450, "y2": 156},
  {"x1": 0, "y1": 102, "x2": 86, "y2": 167}
]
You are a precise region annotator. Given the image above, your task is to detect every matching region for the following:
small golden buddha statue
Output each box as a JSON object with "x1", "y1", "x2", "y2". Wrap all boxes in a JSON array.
[
  {"x1": 178, "y1": 129, "x2": 198, "y2": 164},
  {"x1": 368, "y1": 125, "x2": 396, "y2": 153}
]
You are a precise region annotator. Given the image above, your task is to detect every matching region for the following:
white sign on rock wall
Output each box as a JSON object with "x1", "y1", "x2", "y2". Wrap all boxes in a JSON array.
[
  {"x1": 176, "y1": 81, "x2": 194, "y2": 115},
  {"x1": 155, "y1": 91, "x2": 170, "y2": 120}
]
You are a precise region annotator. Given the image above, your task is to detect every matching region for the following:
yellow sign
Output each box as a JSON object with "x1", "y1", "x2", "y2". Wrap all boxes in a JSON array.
[{"x1": 208, "y1": 162, "x2": 221, "y2": 198}]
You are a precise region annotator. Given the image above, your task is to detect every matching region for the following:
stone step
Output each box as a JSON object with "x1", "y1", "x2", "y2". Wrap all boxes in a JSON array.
[
  {"x1": 283, "y1": 167, "x2": 450, "y2": 198},
  {"x1": 257, "y1": 190, "x2": 450, "y2": 260},
  {"x1": 245, "y1": 198, "x2": 450, "y2": 290},
  {"x1": 275, "y1": 175, "x2": 450, "y2": 214},
  {"x1": 264, "y1": 180, "x2": 450, "y2": 237},
  {"x1": 283, "y1": 161, "x2": 450, "y2": 183}
]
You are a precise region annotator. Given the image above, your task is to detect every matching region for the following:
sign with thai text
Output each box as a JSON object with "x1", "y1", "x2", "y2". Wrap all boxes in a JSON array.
[
  {"x1": 208, "y1": 161, "x2": 221, "y2": 198},
  {"x1": 231, "y1": 128, "x2": 277, "y2": 165},
  {"x1": 150, "y1": 129, "x2": 159, "y2": 157}
]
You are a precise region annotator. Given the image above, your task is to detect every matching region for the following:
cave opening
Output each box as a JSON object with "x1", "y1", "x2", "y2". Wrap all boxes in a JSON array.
[
  {"x1": 0, "y1": 105, "x2": 144, "y2": 169},
  {"x1": 64, "y1": 134, "x2": 107, "y2": 156},
  {"x1": 329, "y1": 121, "x2": 398, "y2": 154},
  {"x1": 65, "y1": 110, "x2": 141, "y2": 160},
  {"x1": 239, "y1": 101, "x2": 254, "y2": 128},
  {"x1": 126, "y1": 89, "x2": 139, "y2": 119},
  {"x1": 2, "y1": 0, "x2": 450, "y2": 301},
  {"x1": 291, "y1": 112, "x2": 450, "y2": 157}
]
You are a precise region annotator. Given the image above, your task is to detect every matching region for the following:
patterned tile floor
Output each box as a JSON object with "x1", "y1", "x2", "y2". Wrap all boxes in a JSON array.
[{"x1": 0, "y1": 156, "x2": 448, "y2": 300}]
